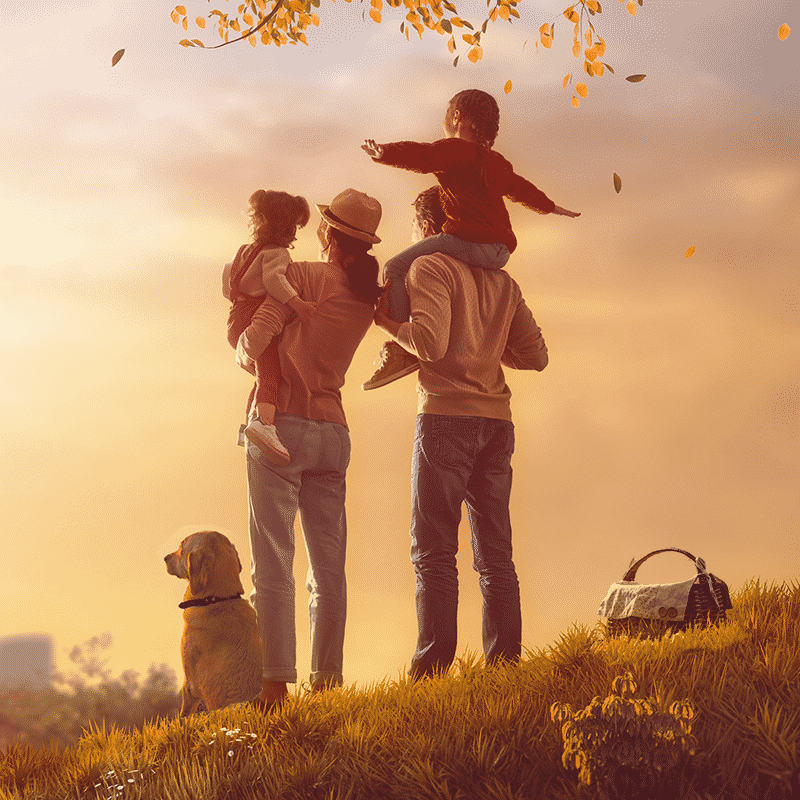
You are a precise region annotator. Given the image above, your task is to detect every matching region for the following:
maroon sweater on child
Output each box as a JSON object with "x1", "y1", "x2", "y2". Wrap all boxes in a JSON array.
[{"x1": 375, "y1": 137, "x2": 556, "y2": 253}]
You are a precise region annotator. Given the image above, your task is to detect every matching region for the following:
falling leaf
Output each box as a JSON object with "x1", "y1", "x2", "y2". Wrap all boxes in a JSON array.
[
  {"x1": 685, "y1": 246, "x2": 695, "y2": 258},
  {"x1": 626, "y1": 74, "x2": 646, "y2": 82},
  {"x1": 111, "y1": 49, "x2": 125, "y2": 66},
  {"x1": 196, "y1": 16, "x2": 206, "y2": 28},
  {"x1": 576, "y1": 82, "x2": 588, "y2": 98},
  {"x1": 603, "y1": 62, "x2": 615, "y2": 74},
  {"x1": 504, "y1": 80, "x2": 513, "y2": 94},
  {"x1": 626, "y1": 0, "x2": 636, "y2": 13},
  {"x1": 175, "y1": 5, "x2": 186, "y2": 14},
  {"x1": 571, "y1": 95, "x2": 580, "y2": 108},
  {"x1": 563, "y1": 73, "x2": 571, "y2": 90},
  {"x1": 369, "y1": 7, "x2": 381, "y2": 22},
  {"x1": 778, "y1": 23, "x2": 790, "y2": 40},
  {"x1": 467, "y1": 45, "x2": 483, "y2": 62},
  {"x1": 613, "y1": 172, "x2": 622, "y2": 193}
]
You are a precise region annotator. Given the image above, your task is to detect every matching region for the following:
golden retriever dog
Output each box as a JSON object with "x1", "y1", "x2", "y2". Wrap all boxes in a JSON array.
[{"x1": 164, "y1": 530, "x2": 262, "y2": 716}]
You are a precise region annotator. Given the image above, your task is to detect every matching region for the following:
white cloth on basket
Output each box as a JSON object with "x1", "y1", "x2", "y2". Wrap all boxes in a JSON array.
[{"x1": 598, "y1": 577, "x2": 697, "y2": 621}]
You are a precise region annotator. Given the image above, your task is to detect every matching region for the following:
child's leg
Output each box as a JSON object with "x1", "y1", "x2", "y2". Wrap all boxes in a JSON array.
[{"x1": 246, "y1": 340, "x2": 290, "y2": 465}]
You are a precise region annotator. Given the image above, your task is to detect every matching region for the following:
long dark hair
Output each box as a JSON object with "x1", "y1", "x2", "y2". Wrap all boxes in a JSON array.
[{"x1": 326, "y1": 228, "x2": 382, "y2": 305}]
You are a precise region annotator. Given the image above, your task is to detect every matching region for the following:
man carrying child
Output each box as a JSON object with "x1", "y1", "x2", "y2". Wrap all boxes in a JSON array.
[{"x1": 373, "y1": 186, "x2": 550, "y2": 679}]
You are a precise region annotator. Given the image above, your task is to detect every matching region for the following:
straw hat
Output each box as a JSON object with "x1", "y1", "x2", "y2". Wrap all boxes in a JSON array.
[{"x1": 316, "y1": 189, "x2": 382, "y2": 244}]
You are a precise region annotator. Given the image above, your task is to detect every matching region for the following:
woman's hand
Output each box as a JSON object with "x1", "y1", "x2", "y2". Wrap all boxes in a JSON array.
[
  {"x1": 373, "y1": 280, "x2": 402, "y2": 337},
  {"x1": 362, "y1": 139, "x2": 384, "y2": 159},
  {"x1": 552, "y1": 205, "x2": 581, "y2": 218}
]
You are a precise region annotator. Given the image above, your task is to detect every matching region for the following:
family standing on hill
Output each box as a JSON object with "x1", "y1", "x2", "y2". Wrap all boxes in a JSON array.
[{"x1": 221, "y1": 89, "x2": 579, "y2": 705}]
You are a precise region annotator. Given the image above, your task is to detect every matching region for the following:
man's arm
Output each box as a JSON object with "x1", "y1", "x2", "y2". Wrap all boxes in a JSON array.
[
  {"x1": 501, "y1": 298, "x2": 548, "y2": 371},
  {"x1": 373, "y1": 260, "x2": 452, "y2": 362}
]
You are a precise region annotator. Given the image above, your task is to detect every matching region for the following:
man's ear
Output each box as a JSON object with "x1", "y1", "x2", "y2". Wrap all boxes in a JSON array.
[{"x1": 422, "y1": 220, "x2": 434, "y2": 238}]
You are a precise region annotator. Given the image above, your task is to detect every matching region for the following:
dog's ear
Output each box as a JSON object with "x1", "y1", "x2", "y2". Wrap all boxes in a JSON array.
[{"x1": 187, "y1": 546, "x2": 214, "y2": 595}]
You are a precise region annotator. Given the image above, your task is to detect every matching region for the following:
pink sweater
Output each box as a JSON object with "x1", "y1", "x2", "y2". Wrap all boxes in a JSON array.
[
  {"x1": 232, "y1": 261, "x2": 375, "y2": 429},
  {"x1": 395, "y1": 253, "x2": 548, "y2": 420}
]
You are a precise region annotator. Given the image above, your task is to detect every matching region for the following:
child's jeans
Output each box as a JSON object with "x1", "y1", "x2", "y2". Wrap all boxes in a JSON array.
[{"x1": 384, "y1": 234, "x2": 510, "y2": 322}]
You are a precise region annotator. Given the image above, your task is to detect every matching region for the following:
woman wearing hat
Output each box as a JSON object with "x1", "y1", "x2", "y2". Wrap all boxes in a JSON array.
[{"x1": 235, "y1": 189, "x2": 382, "y2": 709}]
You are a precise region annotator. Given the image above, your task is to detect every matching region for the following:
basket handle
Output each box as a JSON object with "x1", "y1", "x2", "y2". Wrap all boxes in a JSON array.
[{"x1": 622, "y1": 548, "x2": 708, "y2": 582}]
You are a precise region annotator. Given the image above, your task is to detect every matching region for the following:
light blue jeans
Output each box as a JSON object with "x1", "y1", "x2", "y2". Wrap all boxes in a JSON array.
[
  {"x1": 246, "y1": 413, "x2": 351, "y2": 688},
  {"x1": 384, "y1": 234, "x2": 511, "y2": 321}
]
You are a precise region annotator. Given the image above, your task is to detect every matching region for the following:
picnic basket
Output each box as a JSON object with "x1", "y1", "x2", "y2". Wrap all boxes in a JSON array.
[{"x1": 598, "y1": 547, "x2": 732, "y2": 638}]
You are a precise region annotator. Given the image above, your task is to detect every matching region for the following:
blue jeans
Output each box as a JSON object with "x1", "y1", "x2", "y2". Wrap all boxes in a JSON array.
[
  {"x1": 246, "y1": 413, "x2": 350, "y2": 688},
  {"x1": 409, "y1": 414, "x2": 521, "y2": 679},
  {"x1": 384, "y1": 234, "x2": 511, "y2": 321}
]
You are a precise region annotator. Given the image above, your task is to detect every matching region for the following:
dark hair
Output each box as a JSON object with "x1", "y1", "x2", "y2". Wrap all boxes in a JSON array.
[
  {"x1": 449, "y1": 89, "x2": 500, "y2": 148},
  {"x1": 327, "y1": 227, "x2": 383, "y2": 306},
  {"x1": 450, "y1": 90, "x2": 501, "y2": 190},
  {"x1": 413, "y1": 186, "x2": 446, "y2": 235},
  {"x1": 249, "y1": 190, "x2": 311, "y2": 248}
]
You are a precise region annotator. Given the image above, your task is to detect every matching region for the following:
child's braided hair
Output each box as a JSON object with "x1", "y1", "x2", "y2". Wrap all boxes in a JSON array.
[
  {"x1": 450, "y1": 89, "x2": 500, "y2": 148},
  {"x1": 449, "y1": 90, "x2": 500, "y2": 189}
]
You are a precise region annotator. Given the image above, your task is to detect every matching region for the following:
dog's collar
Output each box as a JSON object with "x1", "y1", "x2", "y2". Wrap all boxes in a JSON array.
[{"x1": 179, "y1": 593, "x2": 243, "y2": 610}]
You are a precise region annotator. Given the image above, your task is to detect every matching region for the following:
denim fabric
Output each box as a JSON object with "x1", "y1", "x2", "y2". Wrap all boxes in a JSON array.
[
  {"x1": 409, "y1": 413, "x2": 521, "y2": 679},
  {"x1": 384, "y1": 234, "x2": 511, "y2": 321},
  {"x1": 246, "y1": 413, "x2": 350, "y2": 687}
]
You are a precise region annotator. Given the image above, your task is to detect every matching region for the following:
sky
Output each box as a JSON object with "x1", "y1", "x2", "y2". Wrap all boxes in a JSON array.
[{"x1": 1, "y1": 0, "x2": 797, "y2": 692}]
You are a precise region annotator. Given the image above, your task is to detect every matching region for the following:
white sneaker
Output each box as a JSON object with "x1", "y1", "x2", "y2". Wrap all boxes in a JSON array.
[{"x1": 245, "y1": 418, "x2": 291, "y2": 465}]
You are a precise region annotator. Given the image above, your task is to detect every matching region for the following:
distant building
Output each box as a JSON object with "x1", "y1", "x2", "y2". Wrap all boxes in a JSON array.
[{"x1": 0, "y1": 633, "x2": 55, "y2": 690}]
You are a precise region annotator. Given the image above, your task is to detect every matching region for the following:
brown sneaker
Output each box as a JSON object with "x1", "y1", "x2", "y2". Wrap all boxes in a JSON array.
[{"x1": 362, "y1": 341, "x2": 420, "y2": 390}]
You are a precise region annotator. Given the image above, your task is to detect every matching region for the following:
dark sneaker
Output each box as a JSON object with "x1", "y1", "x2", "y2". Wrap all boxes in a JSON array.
[{"x1": 362, "y1": 341, "x2": 419, "y2": 390}]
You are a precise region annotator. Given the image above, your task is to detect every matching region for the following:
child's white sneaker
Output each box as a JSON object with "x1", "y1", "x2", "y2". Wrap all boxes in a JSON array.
[
  {"x1": 245, "y1": 418, "x2": 291, "y2": 465},
  {"x1": 362, "y1": 340, "x2": 419, "y2": 390}
]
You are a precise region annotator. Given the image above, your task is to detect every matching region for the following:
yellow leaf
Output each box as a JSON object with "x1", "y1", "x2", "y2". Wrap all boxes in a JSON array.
[
  {"x1": 585, "y1": 30, "x2": 591, "y2": 46},
  {"x1": 626, "y1": 0, "x2": 636, "y2": 14},
  {"x1": 585, "y1": 45, "x2": 598, "y2": 61},
  {"x1": 231, "y1": 19, "x2": 241, "y2": 31},
  {"x1": 571, "y1": 95, "x2": 580, "y2": 108},
  {"x1": 562, "y1": 73, "x2": 571, "y2": 90},
  {"x1": 447, "y1": 34, "x2": 455, "y2": 52},
  {"x1": 593, "y1": 60, "x2": 604, "y2": 76},
  {"x1": 576, "y1": 82, "x2": 588, "y2": 98},
  {"x1": 170, "y1": 9, "x2": 180, "y2": 24},
  {"x1": 249, "y1": 34, "x2": 257, "y2": 46},
  {"x1": 779, "y1": 23, "x2": 790, "y2": 40},
  {"x1": 196, "y1": 16, "x2": 206, "y2": 28},
  {"x1": 504, "y1": 79, "x2": 513, "y2": 94},
  {"x1": 111, "y1": 48, "x2": 125, "y2": 66},
  {"x1": 613, "y1": 172, "x2": 622, "y2": 193},
  {"x1": 370, "y1": 7, "x2": 381, "y2": 22},
  {"x1": 182, "y1": 17, "x2": 188, "y2": 29},
  {"x1": 497, "y1": 4, "x2": 510, "y2": 20},
  {"x1": 587, "y1": 0, "x2": 599, "y2": 11},
  {"x1": 572, "y1": 42, "x2": 580, "y2": 57},
  {"x1": 468, "y1": 45, "x2": 483, "y2": 62},
  {"x1": 243, "y1": 13, "x2": 254, "y2": 25},
  {"x1": 685, "y1": 246, "x2": 695, "y2": 258},
  {"x1": 539, "y1": 23, "x2": 550, "y2": 35},
  {"x1": 175, "y1": 5, "x2": 186, "y2": 14}
]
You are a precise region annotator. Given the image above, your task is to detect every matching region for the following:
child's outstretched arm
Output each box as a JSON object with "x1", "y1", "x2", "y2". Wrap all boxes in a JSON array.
[{"x1": 552, "y1": 205, "x2": 580, "y2": 217}]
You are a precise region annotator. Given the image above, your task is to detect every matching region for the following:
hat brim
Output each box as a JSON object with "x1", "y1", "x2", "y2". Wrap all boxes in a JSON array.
[{"x1": 316, "y1": 204, "x2": 381, "y2": 244}]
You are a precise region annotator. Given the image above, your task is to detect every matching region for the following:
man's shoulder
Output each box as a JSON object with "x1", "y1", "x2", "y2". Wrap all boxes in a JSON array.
[{"x1": 409, "y1": 252, "x2": 523, "y2": 293}]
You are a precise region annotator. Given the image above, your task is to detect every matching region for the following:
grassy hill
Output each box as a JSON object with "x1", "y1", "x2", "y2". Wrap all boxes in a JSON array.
[{"x1": 1, "y1": 579, "x2": 798, "y2": 800}]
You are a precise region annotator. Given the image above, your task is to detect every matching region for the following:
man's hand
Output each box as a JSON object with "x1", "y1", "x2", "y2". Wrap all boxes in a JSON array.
[
  {"x1": 373, "y1": 280, "x2": 401, "y2": 338},
  {"x1": 362, "y1": 139, "x2": 384, "y2": 159},
  {"x1": 552, "y1": 205, "x2": 580, "y2": 217}
]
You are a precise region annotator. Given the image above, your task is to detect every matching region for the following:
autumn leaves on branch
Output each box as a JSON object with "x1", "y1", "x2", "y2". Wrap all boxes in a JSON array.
[{"x1": 170, "y1": 1, "x2": 792, "y2": 105}]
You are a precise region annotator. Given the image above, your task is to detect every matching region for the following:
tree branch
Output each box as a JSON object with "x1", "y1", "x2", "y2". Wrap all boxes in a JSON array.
[{"x1": 206, "y1": 0, "x2": 286, "y2": 49}]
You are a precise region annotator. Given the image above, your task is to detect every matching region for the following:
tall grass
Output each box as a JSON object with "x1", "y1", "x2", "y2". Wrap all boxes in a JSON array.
[{"x1": 1, "y1": 579, "x2": 798, "y2": 799}]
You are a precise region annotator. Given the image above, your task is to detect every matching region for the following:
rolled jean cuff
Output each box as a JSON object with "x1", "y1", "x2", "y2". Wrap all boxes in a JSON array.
[
  {"x1": 263, "y1": 669, "x2": 298, "y2": 684},
  {"x1": 310, "y1": 670, "x2": 343, "y2": 688}
]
